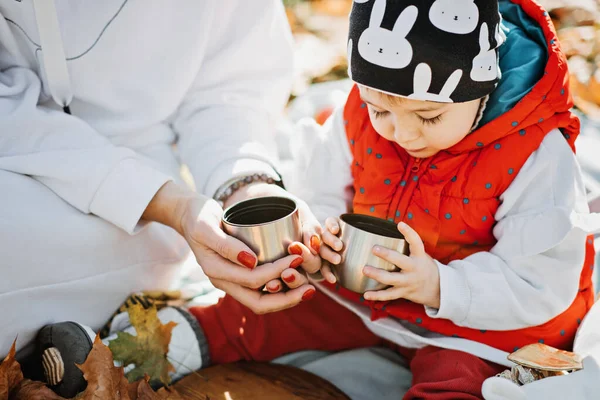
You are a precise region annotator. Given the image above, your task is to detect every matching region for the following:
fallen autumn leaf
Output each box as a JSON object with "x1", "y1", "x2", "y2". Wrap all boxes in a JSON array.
[{"x1": 108, "y1": 303, "x2": 177, "y2": 386}]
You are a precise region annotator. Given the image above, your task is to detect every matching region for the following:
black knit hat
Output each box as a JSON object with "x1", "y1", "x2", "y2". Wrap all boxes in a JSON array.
[{"x1": 347, "y1": 0, "x2": 505, "y2": 103}]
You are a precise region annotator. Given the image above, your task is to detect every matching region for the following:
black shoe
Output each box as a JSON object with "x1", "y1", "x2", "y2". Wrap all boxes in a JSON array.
[{"x1": 36, "y1": 321, "x2": 94, "y2": 398}]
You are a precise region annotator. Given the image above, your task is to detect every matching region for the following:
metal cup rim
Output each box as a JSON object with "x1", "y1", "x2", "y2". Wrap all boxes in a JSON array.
[
  {"x1": 222, "y1": 196, "x2": 298, "y2": 228},
  {"x1": 340, "y1": 213, "x2": 405, "y2": 241}
]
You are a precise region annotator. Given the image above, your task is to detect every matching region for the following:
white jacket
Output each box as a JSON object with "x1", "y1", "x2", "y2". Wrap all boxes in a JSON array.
[{"x1": 0, "y1": 0, "x2": 292, "y2": 233}]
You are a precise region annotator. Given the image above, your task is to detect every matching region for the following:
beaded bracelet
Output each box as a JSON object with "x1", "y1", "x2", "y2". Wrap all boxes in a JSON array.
[{"x1": 214, "y1": 173, "x2": 278, "y2": 204}]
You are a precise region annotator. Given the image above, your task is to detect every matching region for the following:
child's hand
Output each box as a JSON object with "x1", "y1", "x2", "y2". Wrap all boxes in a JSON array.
[
  {"x1": 319, "y1": 216, "x2": 362, "y2": 284},
  {"x1": 363, "y1": 222, "x2": 441, "y2": 309},
  {"x1": 320, "y1": 217, "x2": 344, "y2": 269}
]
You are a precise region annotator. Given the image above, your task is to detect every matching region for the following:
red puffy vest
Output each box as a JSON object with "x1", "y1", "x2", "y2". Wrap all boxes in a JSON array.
[{"x1": 326, "y1": 0, "x2": 595, "y2": 353}]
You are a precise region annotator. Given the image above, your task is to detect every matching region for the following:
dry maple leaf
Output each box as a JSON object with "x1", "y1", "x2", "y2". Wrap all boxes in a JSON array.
[
  {"x1": 75, "y1": 335, "x2": 131, "y2": 400},
  {"x1": 10, "y1": 380, "x2": 66, "y2": 400},
  {"x1": 153, "y1": 387, "x2": 183, "y2": 400},
  {"x1": 0, "y1": 340, "x2": 24, "y2": 400},
  {"x1": 127, "y1": 377, "x2": 145, "y2": 400},
  {"x1": 76, "y1": 336, "x2": 181, "y2": 399},
  {"x1": 108, "y1": 304, "x2": 177, "y2": 385},
  {"x1": 129, "y1": 375, "x2": 182, "y2": 400}
]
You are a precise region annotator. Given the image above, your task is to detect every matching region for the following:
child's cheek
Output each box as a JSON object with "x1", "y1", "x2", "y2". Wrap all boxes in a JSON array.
[
  {"x1": 370, "y1": 118, "x2": 395, "y2": 142},
  {"x1": 427, "y1": 124, "x2": 469, "y2": 150}
]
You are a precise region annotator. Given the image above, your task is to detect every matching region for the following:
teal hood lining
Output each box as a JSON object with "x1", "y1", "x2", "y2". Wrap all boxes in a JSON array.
[{"x1": 477, "y1": 1, "x2": 548, "y2": 127}]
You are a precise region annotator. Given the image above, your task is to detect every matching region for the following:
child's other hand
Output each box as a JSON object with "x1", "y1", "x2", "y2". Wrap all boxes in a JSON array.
[
  {"x1": 321, "y1": 217, "x2": 343, "y2": 264},
  {"x1": 363, "y1": 222, "x2": 441, "y2": 309},
  {"x1": 319, "y1": 216, "x2": 350, "y2": 283}
]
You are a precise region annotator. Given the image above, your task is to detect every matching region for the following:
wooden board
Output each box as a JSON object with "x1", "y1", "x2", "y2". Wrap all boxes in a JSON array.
[{"x1": 173, "y1": 362, "x2": 350, "y2": 400}]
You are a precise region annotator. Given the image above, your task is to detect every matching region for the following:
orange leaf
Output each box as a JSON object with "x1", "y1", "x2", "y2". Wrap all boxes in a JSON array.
[
  {"x1": 0, "y1": 340, "x2": 24, "y2": 400},
  {"x1": 76, "y1": 335, "x2": 131, "y2": 400},
  {"x1": 73, "y1": 337, "x2": 180, "y2": 399},
  {"x1": 10, "y1": 380, "x2": 66, "y2": 400},
  {"x1": 136, "y1": 378, "x2": 163, "y2": 400},
  {"x1": 154, "y1": 387, "x2": 183, "y2": 400},
  {"x1": 127, "y1": 376, "x2": 146, "y2": 399},
  {"x1": 128, "y1": 375, "x2": 182, "y2": 400}
]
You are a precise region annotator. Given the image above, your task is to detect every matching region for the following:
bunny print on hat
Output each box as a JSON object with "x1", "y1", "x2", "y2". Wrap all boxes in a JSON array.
[
  {"x1": 470, "y1": 22, "x2": 498, "y2": 82},
  {"x1": 347, "y1": 0, "x2": 504, "y2": 103},
  {"x1": 357, "y1": 0, "x2": 418, "y2": 69},
  {"x1": 409, "y1": 63, "x2": 463, "y2": 103},
  {"x1": 429, "y1": 0, "x2": 479, "y2": 34}
]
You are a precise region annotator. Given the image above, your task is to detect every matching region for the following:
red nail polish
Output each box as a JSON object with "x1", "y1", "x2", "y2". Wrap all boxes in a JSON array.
[
  {"x1": 289, "y1": 257, "x2": 304, "y2": 269},
  {"x1": 237, "y1": 251, "x2": 256, "y2": 269},
  {"x1": 268, "y1": 283, "x2": 280, "y2": 292},
  {"x1": 310, "y1": 236, "x2": 321, "y2": 253},
  {"x1": 302, "y1": 288, "x2": 316, "y2": 301},
  {"x1": 283, "y1": 274, "x2": 296, "y2": 283},
  {"x1": 289, "y1": 244, "x2": 303, "y2": 255}
]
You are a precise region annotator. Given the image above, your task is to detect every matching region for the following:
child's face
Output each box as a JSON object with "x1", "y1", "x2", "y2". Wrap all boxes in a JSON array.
[{"x1": 359, "y1": 86, "x2": 481, "y2": 158}]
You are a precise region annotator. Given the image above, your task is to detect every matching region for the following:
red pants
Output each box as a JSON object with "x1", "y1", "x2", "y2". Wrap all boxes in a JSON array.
[{"x1": 189, "y1": 291, "x2": 504, "y2": 399}]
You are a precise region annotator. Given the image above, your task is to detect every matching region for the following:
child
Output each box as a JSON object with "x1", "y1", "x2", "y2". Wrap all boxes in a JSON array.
[{"x1": 37, "y1": 0, "x2": 599, "y2": 398}]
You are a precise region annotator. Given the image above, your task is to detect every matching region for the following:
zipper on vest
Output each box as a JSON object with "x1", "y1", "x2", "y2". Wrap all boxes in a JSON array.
[
  {"x1": 389, "y1": 157, "x2": 428, "y2": 221},
  {"x1": 400, "y1": 157, "x2": 425, "y2": 220},
  {"x1": 411, "y1": 157, "x2": 423, "y2": 173}
]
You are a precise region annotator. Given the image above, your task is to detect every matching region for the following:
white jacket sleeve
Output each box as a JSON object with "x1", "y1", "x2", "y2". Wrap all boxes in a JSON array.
[
  {"x1": 426, "y1": 129, "x2": 600, "y2": 330},
  {"x1": 0, "y1": 23, "x2": 171, "y2": 234},
  {"x1": 284, "y1": 107, "x2": 354, "y2": 224},
  {"x1": 172, "y1": 0, "x2": 293, "y2": 197}
]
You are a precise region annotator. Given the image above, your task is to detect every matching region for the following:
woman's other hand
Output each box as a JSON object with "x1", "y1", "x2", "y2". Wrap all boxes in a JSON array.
[{"x1": 142, "y1": 181, "x2": 315, "y2": 314}]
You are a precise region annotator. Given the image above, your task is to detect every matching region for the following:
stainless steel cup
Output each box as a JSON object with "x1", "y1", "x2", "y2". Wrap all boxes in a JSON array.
[
  {"x1": 222, "y1": 196, "x2": 302, "y2": 264},
  {"x1": 334, "y1": 214, "x2": 409, "y2": 294}
]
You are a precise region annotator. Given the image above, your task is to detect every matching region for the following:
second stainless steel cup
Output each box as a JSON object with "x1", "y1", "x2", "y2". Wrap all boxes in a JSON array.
[
  {"x1": 222, "y1": 196, "x2": 302, "y2": 264},
  {"x1": 334, "y1": 214, "x2": 408, "y2": 293}
]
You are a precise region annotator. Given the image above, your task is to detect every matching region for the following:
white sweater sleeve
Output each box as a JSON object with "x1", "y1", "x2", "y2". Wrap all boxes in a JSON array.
[
  {"x1": 172, "y1": 0, "x2": 293, "y2": 197},
  {"x1": 283, "y1": 107, "x2": 354, "y2": 224},
  {"x1": 0, "y1": 24, "x2": 171, "y2": 234},
  {"x1": 426, "y1": 129, "x2": 600, "y2": 330}
]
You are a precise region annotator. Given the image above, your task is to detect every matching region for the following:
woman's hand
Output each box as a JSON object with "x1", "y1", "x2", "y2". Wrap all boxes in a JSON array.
[
  {"x1": 143, "y1": 181, "x2": 315, "y2": 314},
  {"x1": 264, "y1": 257, "x2": 316, "y2": 302},
  {"x1": 263, "y1": 237, "x2": 337, "y2": 294},
  {"x1": 267, "y1": 214, "x2": 341, "y2": 291},
  {"x1": 363, "y1": 222, "x2": 441, "y2": 308}
]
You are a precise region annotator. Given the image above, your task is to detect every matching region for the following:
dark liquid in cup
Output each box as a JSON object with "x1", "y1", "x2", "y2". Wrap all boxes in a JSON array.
[
  {"x1": 341, "y1": 214, "x2": 405, "y2": 239},
  {"x1": 224, "y1": 197, "x2": 296, "y2": 226}
]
